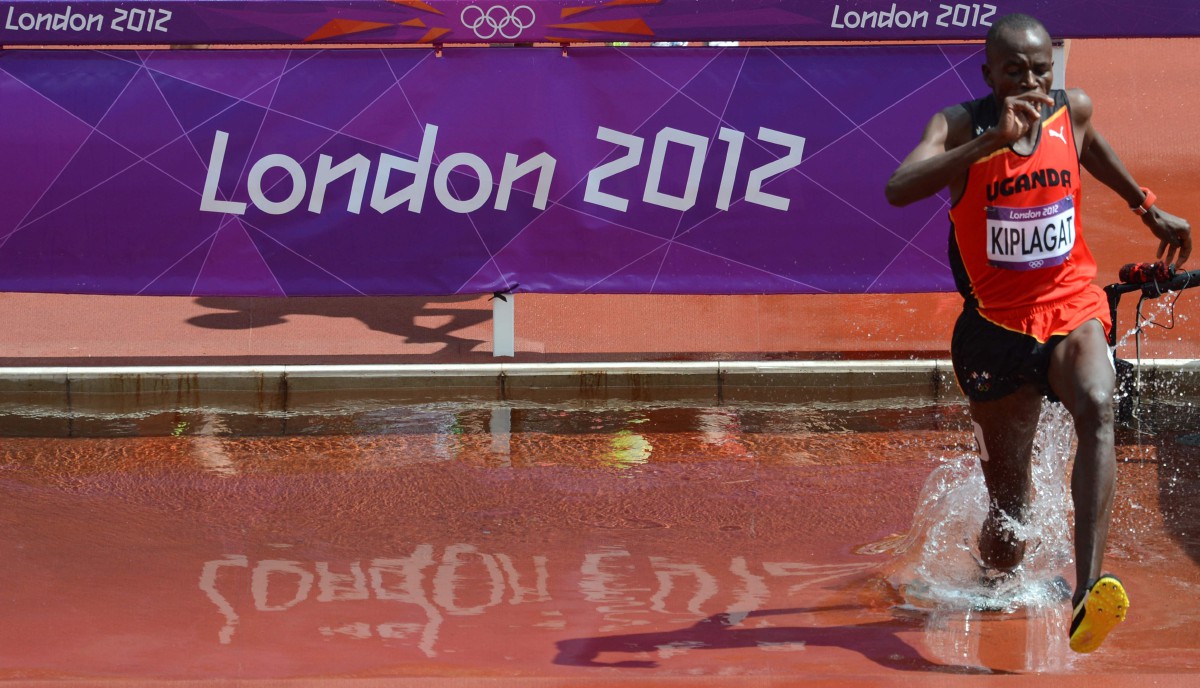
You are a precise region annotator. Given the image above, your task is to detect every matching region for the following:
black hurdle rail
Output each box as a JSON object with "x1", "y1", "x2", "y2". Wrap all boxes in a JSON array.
[
  {"x1": 1103, "y1": 268, "x2": 1199, "y2": 421},
  {"x1": 1103, "y1": 268, "x2": 1200, "y2": 347}
]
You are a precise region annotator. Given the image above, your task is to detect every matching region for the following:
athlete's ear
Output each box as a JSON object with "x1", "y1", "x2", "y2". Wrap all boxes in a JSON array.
[{"x1": 981, "y1": 62, "x2": 994, "y2": 90}]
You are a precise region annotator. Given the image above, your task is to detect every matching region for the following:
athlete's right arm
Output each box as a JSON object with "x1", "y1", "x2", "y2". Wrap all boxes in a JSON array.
[
  {"x1": 886, "y1": 100, "x2": 1041, "y2": 207},
  {"x1": 886, "y1": 106, "x2": 998, "y2": 207}
]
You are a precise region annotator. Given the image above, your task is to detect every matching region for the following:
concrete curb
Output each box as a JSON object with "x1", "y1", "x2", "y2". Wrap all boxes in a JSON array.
[
  {"x1": 0, "y1": 360, "x2": 957, "y2": 416},
  {"x1": 1, "y1": 359, "x2": 1196, "y2": 414}
]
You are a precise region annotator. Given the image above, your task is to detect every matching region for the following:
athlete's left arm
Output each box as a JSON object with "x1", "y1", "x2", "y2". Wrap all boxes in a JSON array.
[{"x1": 1070, "y1": 88, "x2": 1191, "y2": 267}]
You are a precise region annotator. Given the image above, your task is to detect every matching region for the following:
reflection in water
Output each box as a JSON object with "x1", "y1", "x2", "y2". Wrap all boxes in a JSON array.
[
  {"x1": 580, "y1": 548, "x2": 650, "y2": 631},
  {"x1": 190, "y1": 413, "x2": 236, "y2": 477},
  {"x1": 726, "y1": 557, "x2": 769, "y2": 625},
  {"x1": 10, "y1": 392, "x2": 1199, "y2": 678},
  {"x1": 434, "y1": 544, "x2": 505, "y2": 615},
  {"x1": 918, "y1": 604, "x2": 1074, "y2": 673},
  {"x1": 649, "y1": 558, "x2": 718, "y2": 615},
  {"x1": 316, "y1": 562, "x2": 370, "y2": 602},
  {"x1": 606, "y1": 430, "x2": 652, "y2": 467},
  {"x1": 490, "y1": 406, "x2": 511, "y2": 465},
  {"x1": 200, "y1": 547, "x2": 450, "y2": 657},
  {"x1": 200, "y1": 545, "x2": 874, "y2": 657},
  {"x1": 552, "y1": 606, "x2": 979, "y2": 673},
  {"x1": 698, "y1": 409, "x2": 751, "y2": 459},
  {"x1": 253, "y1": 560, "x2": 315, "y2": 611},
  {"x1": 199, "y1": 555, "x2": 248, "y2": 645}
]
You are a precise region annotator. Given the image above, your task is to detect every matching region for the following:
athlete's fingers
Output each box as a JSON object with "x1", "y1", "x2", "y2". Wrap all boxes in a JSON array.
[
  {"x1": 1153, "y1": 218, "x2": 1192, "y2": 268},
  {"x1": 1009, "y1": 92, "x2": 1053, "y2": 114},
  {"x1": 996, "y1": 97, "x2": 1046, "y2": 144},
  {"x1": 1156, "y1": 238, "x2": 1174, "y2": 266},
  {"x1": 1011, "y1": 104, "x2": 1042, "y2": 134},
  {"x1": 1001, "y1": 103, "x2": 1039, "y2": 139},
  {"x1": 1012, "y1": 100, "x2": 1042, "y2": 119},
  {"x1": 1157, "y1": 237, "x2": 1183, "y2": 268},
  {"x1": 1017, "y1": 91, "x2": 1055, "y2": 106}
]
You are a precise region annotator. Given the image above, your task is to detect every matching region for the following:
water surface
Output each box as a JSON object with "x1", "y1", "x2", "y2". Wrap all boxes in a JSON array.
[{"x1": 2, "y1": 395, "x2": 1198, "y2": 681}]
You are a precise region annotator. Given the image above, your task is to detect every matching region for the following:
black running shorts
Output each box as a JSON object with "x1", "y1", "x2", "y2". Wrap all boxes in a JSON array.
[{"x1": 951, "y1": 306, "x2": 1066, "y2": 402}]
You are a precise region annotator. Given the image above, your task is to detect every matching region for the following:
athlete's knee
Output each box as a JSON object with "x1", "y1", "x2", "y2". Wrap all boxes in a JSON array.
[{"x1": 1072, "y1": 382, "x2": 1115, "y2": 432}]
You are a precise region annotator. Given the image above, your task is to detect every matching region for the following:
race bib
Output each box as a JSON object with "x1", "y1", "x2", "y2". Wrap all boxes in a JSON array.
[{"x1": 986, "y1": 196, "x2": 1075, "y2": 270}]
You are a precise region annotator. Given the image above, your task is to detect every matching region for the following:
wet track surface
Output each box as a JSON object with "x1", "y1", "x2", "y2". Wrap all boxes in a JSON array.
[{"x1": 2, "y1": 396, "x2": 1198, "y2": 683}]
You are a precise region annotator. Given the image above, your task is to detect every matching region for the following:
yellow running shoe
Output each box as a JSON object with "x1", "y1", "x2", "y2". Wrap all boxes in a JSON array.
[{"x1": 1069, "y1": 575, "x2": 1129, "y2": 653}]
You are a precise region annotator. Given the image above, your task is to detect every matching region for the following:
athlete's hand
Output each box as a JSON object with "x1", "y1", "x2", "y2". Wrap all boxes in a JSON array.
[
  {"x1": 994, "y1": 92, "x2": 1055, "y2": 145},
  {"x1": 1144, "y1": 207, "x2": 1191, "y2": 268}
]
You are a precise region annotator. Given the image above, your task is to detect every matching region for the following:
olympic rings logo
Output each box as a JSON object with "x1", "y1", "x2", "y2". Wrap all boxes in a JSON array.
[
  {"x1": 1028, "y1": 260, "x2": 1045, "y2": 269},
  {"x1": 460, "y1": 5, "x2": 536, "y2": 40}
]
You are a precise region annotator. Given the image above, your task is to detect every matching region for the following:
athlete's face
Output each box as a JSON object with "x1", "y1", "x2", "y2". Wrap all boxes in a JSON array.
[{"x1": 982, "y1": 27, "x2": 1054, "y2": 101}]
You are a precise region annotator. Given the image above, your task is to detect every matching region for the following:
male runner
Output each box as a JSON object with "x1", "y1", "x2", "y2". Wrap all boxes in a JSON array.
[{"x1": 885, "y1": 13, "x2": 1191, "y2": 652}]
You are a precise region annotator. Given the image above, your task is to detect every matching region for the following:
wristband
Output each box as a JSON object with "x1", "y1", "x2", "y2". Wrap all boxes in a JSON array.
[{"x1": 1131, "y1": 187, "x2": 1156, "y2": 216}]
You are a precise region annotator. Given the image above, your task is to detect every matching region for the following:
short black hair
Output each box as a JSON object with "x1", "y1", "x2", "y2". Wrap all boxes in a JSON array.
[
  {"x1": 985, "y1": 13, "x2": 1051, "y2": 65},
  {"x1": 986, "y1": 13, "x2": 1049, "y2": 52}
]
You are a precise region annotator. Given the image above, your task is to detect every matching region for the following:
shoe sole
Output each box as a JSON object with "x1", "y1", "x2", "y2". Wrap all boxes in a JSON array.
[{"x1": 1069, "y1": 575, "x2": 1129, "y2": 653}]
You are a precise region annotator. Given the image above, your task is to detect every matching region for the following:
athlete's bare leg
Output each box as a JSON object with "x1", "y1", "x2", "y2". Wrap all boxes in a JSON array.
[
  {"x1": 1047, "y1": 319, "x2": 1117, "y2": 604},
  {"x1": 971, "y1": 383, "x2": 1043, "y2": 573}
]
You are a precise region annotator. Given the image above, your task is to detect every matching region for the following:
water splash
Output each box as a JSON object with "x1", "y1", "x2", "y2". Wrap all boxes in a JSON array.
[
  {"x1": 1115, "y1": 288, "x2": 1189, "y2": 356},
  {"x1": 882, "y1": 401, "x2": 1076, "y2": 613},
  {"x1": 1113, "y1": 294, "x2": 1193, "y2": 435}
]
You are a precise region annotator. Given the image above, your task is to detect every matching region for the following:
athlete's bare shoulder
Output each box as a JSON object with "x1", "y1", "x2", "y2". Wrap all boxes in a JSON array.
[
  {"x1": 1066, "y1": 88, "x2": 1095, "y2": 125},
  {"x1": 1064, "y1": 88, "x2": 1096, "y2": 152}
]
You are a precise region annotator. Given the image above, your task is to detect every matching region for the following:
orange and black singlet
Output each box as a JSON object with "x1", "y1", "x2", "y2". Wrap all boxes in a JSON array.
[{"x1": 948, "y1": 89, "x2": 1110, "y2": 343}]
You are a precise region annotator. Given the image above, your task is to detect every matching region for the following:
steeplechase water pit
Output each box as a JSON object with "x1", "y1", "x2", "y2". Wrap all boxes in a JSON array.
[
  {"x1": 2, "y1": 362, "x2": 1198, "y2": 684},
  {"x1": 4, "y1": 5, "x2": 1200, "y2": 682}
]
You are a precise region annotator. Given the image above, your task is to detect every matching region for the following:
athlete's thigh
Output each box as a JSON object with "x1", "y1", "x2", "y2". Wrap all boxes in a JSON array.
[{"x1": 1047, "y1": 319, "x2": 1115, "y2": 417}]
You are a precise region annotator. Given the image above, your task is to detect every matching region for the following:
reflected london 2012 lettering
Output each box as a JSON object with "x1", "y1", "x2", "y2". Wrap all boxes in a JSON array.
[{"x1": 199, "y1": 545, "x2": 874, "y2": 655}]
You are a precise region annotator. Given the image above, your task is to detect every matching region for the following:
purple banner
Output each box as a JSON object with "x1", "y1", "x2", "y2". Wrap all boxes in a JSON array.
[
  {"x1": 0, "y1": 44, "x2": 986, "y2": 296},
  {"x1": 2, "y1": 1, "x2": 1199, "y2": 45}
]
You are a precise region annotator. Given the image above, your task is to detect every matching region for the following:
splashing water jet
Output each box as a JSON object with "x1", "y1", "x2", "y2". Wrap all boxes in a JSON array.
[{"x1": 883, "y1": 401, "x2": 1077, "y2": 613}]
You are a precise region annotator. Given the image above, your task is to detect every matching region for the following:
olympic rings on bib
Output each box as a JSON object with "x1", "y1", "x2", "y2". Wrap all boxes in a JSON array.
[{"x1": 460, "y1": 5, "x2": 536, "y2": 40}]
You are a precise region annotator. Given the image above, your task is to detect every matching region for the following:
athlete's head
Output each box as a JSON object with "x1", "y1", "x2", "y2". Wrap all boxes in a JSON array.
[{"x1": 982, "y1": 14, "x2": 1053, "y2": 100}]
